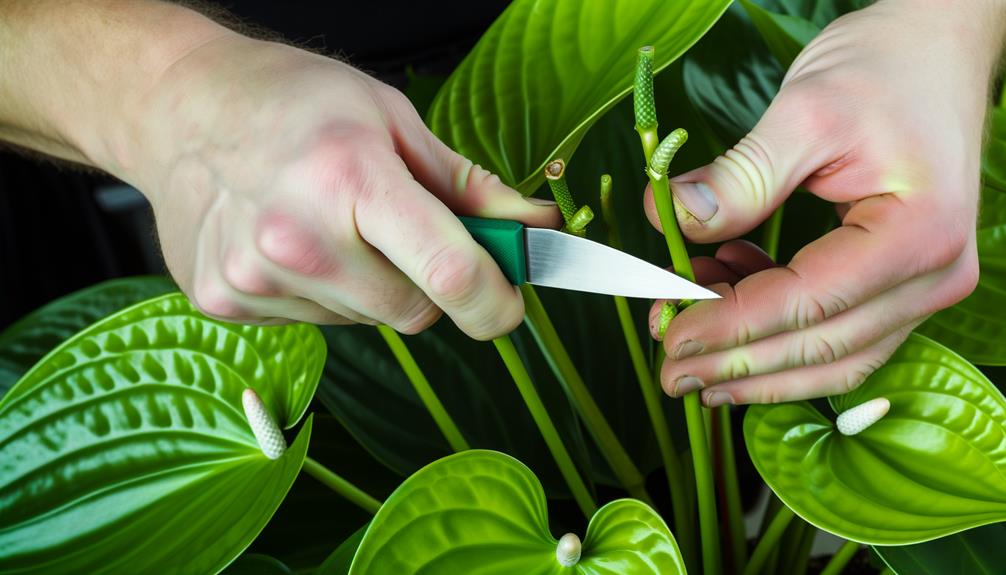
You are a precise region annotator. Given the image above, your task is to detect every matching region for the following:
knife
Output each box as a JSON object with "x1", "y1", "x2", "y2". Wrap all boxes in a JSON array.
[{"x1": 460, "y1": 217, "x2": 719, "y2": 300}]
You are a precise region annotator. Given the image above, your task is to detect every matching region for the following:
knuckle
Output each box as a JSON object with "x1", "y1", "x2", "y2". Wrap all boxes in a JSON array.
[
  {"x1": 423, "y1": 246, "x2": 482, "y2": 305},
  {"x1": 394, "y1": 298, "x2": 442, "y2": 335},
  {"x1": 722, "y1": 354, "x2": 753, "y2": 381},
  {"x1": 255, "y1": 212, "x2": 336, "y2": 278},
  {"x1": 795, "y1": 333, "x2": 849, "y2": 367},
  {"x1": 191, "y1": 282, "x2": 244, "y2": 320},
  {"x1": 308, "y1": 126, "x2": 386, "y2": 200}
]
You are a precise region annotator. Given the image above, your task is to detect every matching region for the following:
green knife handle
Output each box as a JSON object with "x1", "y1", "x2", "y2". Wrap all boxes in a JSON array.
[{"x1": 459, "y1": 217, "x2": 527, "y2": 285}]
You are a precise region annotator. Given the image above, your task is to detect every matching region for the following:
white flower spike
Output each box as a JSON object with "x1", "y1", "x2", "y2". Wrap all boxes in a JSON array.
[
  {"x1": 242, "y1": 388, "x2": 287, "y2": 459},
  {"x1": 836, "y1": 397, "x2": 891, "y2": 436},
  {"x1": 556, "y1": 533, "x2": 582, "y2": 567}
]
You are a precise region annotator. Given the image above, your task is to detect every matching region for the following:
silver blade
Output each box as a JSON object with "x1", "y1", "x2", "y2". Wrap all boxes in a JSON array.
[{"x1": 525, "y1": 228, "x2": 720, "y2": 300}]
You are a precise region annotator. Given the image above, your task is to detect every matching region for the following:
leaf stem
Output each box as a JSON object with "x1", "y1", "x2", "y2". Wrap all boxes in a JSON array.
[
  {"x1": 492, "y1": 335, "x2": 597, "y2": 517},
  {"x1": 376, "y1": 325, "x2": 470, "y2": 452},
  {"x1": 819, "y1": 540, "x2": 860, "y2": 575},
  {"x1": 714, "y1": 405, "x2": 748, "y2": 572},
  {"x1": 762, "y1": 204, "x2": 784, "y2": 261},
  {"x1": 302, "y1": 456, "x2": 382, "y2": 515},
  {"x1": 790, "y1": 521, "x2": 818, "y2": 575},
  {"x1": 520, "y1": 284, "x2": 653, "y2": 505},
  {"x1": 684, "y1": 392, "x2": 721, "y2": 575},
  {"x1": 647, "y1": 166, "x2": 695, "y2": 282},
  {"x1": 743, "y1": 505, "x2": 795, "y2": 575}
]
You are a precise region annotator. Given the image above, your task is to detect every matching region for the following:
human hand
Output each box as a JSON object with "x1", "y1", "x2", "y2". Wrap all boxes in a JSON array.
[
  {"x1": 127, "y1": 33, "x2": 560, "y2": 339},
  {"x1": 645, "y1": 0, "x2": 1005, "y2": 406}
]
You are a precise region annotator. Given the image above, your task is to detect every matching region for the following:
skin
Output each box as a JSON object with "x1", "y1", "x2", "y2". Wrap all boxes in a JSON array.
[
  {"x1": 646, "y1": 0, "x2": 1006, "y2": 406},
  {"x1": 0, "y1": 0, "x2": 561, "y2": 340}
]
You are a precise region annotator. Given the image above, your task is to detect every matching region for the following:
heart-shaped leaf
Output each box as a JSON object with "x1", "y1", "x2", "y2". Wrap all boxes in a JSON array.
[
  {"x1": 346, "y1": 450, "x2": 684, "y2": 574},
  {"x1": 427, "y1": 0, "x2": 731, "y2": 194},
  {"x1": 918, "y1": 108, "x2": 1006, "y2": 365},
  {"x1": 873, "y1": 523, "x2": 1006, "y2": 574},
  {"x1": 744, "y1": 333, "x2": 1006, "y2": 545},
  {"x1": 0, "y1": 293, "x2": 325, "y2": 574},
  {"x1": 0, "y1": 276, "x2": 177, "y2": 393}
]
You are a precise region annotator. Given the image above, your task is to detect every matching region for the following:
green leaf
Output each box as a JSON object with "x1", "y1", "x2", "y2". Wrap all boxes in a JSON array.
[
  {"x1": 739, "y1": 0, "x2": 821, "y2": 68},
  {"x1": 222, "y1": 554, "x2": 294, "y2": 575},
  {"x1": 317, "y1": 323, "x2": 594, "y2": 497},
  {"x1": 873, "y1": 523, "x2": 1006, "y2": 574},
  {"x1": 0, "y1": 293, "x2": 325, "y2": 574},
  {"x1": 918, "y1": 108, "x2": 1006, "y2": 365},
  {"x1": 427, "y1": 0, "x2": 731, "y2": 194},
  {"x1": 744, "y1": 334, "x2": 1006, "y2": 545},
  {"x1": 0, "y1": 276, "x2": 177, "y2": 393},
  {"x1": 347, "y1": 450, "x2": 684, "y2": 575}
]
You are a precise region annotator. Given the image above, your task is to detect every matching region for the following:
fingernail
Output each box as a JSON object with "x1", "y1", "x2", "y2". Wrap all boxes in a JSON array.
[
  {"x1": 674, "y1": 376, "x2": 704, "y2": 396},
  {"x1": 527, "y1": 197, "x2": 558, "y2": 206},
  {"x1": 704, "y1": 391, "x2": 734, "y2": 408},
  {"x1": 674, "y1": 340, "x2": 703, "y2": 360},
  {"x1": 670, "y1": 182, "x2": 718, "y2": 222}
]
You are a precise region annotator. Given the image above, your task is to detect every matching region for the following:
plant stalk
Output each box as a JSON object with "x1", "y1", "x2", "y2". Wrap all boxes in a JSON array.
[
  {"x1": 715, "y1": 405, "x2": 748, "y2": 572},
  {"x1": 377, "y1": 325, "x2": 470, "y2": 453},
  {"x1": 520, "y1": 284, "x2": 653, "y2": 505},
  {"x1": 493, "y1": 335, "x2": 597, "y2": 517},
  {"x1": 790, "y1": 521, "x2": 818, "y2": 575},
  {"x1": 762, "y1": 204, "x2": 784, "y2": 261},
  {"x1": 302, "y1": 456, "x2": 382, "y2": 515},
  {"x1": 743, "y1": 505, "x2": 795, "y2": 575},
  {"x1": 819, "y1": 540, "x2": 860, "y2": 575}
]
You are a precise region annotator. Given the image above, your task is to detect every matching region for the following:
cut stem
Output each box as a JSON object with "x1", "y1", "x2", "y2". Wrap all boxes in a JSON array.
[
  {"x1": 302, "y1": 456, "x2": 382, "y2": 515},
  {"x1": 743, "y1": 505, "x2": 795, "y2": 575},
  {"x1": 377, "y1": 325, "x2": 470, "y2": 452},
  {"x1": 819, "y1": 540, "x2": 860, "y2": 575},
  {"x1": 521, "y1": 284, "x2": 653, "y2": 505},
  {"x1": 493, "y1": 335, "x2": 597, "y2": 517}
]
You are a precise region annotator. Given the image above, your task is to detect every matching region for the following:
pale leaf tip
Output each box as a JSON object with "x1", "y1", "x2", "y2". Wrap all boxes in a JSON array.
[
  {"x1": 836, "y1": 397, "x2": 890, "y2": 436},
  {"x1": 556, "y1": 533, "x2": 581, "y2": 567},
  {"x1": 242, "y1": 388, "x2": 287, "y2": 459}
]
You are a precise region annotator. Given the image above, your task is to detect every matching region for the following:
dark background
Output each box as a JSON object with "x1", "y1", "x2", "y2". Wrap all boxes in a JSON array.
[{"x1": 0, "y1": 1, "x2": 509, "y2": 329}]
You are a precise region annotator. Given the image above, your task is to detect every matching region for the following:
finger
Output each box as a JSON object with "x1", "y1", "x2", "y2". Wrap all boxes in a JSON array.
[
  {"x1": 643, "y1": 84, "x2": 842, "y2": 243},
  {"x1": 382, "y1": 88, "x2": 562, "y2": 229},
  {"x1": 649, "y1": 241, "x2": 776, "y2": 339},
  {"x1": 697, "y1": 325, "x2": 915, "y2": 406},
  {"x1": 353, "y1": 157, "x2": 525, "y2": 340},
  {"x1": 661, "y1": 193, "x2": 972, "y2": 360},
  {"x1": 661, "y1": 251, "x2": 976, "y2": 394},
  {"x1": 253, "y1": 210, "x2": 441, "y2": 333}
]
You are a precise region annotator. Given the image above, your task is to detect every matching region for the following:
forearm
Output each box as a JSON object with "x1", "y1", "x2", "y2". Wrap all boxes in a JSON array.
[{"x1": 0, "y1": 0, "x2": 229, "y2": 175}]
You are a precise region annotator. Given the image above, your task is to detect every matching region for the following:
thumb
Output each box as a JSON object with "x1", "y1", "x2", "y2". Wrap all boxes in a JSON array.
[
  {"x1": 645, "y1": 88, "x2": 836, "y2": 243},
  {"x1": 383, "y1": 90, "x2": 562, "y2": 229}
]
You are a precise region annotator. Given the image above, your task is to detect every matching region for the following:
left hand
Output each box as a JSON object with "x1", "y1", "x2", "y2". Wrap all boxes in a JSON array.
[{"x1": 644, "y1": 0, "x2": 1004, "y2": 407}]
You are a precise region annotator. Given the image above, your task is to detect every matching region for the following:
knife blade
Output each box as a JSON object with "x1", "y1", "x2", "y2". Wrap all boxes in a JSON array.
[{"x1": 460, "y1": 217, "x2": 719, "y2": 300}]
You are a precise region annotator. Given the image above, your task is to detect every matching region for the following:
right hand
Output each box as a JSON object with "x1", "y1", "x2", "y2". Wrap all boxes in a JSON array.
[{"x1": 123, "y1": 32, "x2": 560, "y2": 339}]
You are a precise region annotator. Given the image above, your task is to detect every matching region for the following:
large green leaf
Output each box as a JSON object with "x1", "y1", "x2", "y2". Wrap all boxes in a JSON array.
[
  {"x1": 739, "y1": 0, "x2": 820, "y2": 69},
  {"x1": 873, "y1": 523, "x2": 1006, "y2": 574},
  {"x1": 318, "y1": 323, "x2": 594, "y2": 497},
  {"x1": 347, "y1": 450, "x2": 684, "y2": 574},
  {"x1": 0, "y1": 293, "x2": 325, "y2": 574},
  {"x1": 744, "y1": 334, "x2": 1006, "y2": 545},
  {"x1": 0, "y1": 276, "x2": 177, "y2": 393},
  {"x1": 427, "y1": 0, "x2": 731, "y2": 194},
  {"x1": 918, "y1": 108, "x2": 1006, "y2": 365}
]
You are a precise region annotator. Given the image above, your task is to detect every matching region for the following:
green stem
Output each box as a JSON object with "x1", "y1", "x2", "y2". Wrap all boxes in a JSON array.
[
  {"x1": 647, "y1": 169, "x2": 695, "y2": 282},
  {"x1": 493, "y1": 335, "x2": 597, "y2": 517},
  {"x1": 715, "y1": 405, "x2": 748, "y2": 572},
  {"x1": 613, "y1": 295, "x2": 694, "y2": 556},
  {"x1": 520, "y1": 284, "x2": 653, "y2": 505},
  {"x1": 302, "y1": 456, "x2": 382, "y2": 515},
  {"x1": 790, "y1": 521, "x2": 818, "y2": 575},
  {"x1": 377, "y1": 325, "x2": 470, "y2": 453},
  {"x1": 743, "y1": 506, "x2": 795, "y2": 575},
  {"x1": 685, "y1": 392, "x2": 721, "y2": 575},
  {"x1": 762, "y1": 204, "x2": 784, "y2": 262},
  {"x1": 879, "y1": 568, "x2": 895, "y2": 575},
  {"x1": 819, "y1": 540, "x2": 860, "y2": 575}
]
